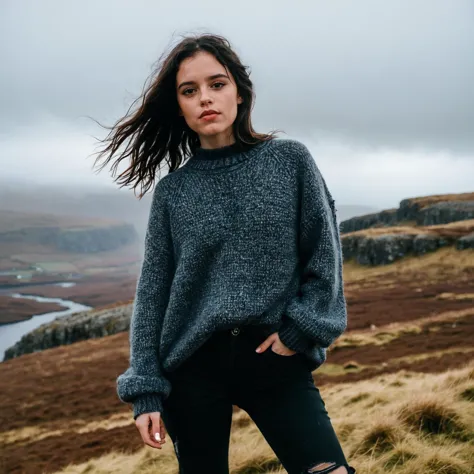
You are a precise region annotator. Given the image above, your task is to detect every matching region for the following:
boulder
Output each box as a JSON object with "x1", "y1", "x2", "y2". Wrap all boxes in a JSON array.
[{"x1": 456, "y1": 233, "x2": 474, "y2": 250}]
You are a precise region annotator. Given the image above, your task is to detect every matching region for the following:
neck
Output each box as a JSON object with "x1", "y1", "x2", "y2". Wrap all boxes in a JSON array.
[
  {"x1": 198, "y1": 134, "x2": 236, "y2": 151},
  {"x1": 183, "y1": 139, "x2": 272, "y2": 172},
  {"x1": 194, "y1": 141, "x2": 247, "y2": 160}
]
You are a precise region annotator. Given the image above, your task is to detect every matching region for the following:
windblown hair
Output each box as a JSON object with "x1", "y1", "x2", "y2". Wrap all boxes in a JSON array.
[{"x1": 90, "y1": 33, "x2": 282, "y2": 198}]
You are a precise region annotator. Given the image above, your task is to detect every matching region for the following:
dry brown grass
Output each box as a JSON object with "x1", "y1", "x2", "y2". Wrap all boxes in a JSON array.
[
  {"x1": 333, "y1": 307, "x2": 473, "y2": 349},
  {"x1": 436, "y1": 293, "x2": 474, "y2": 301},
  {"x1": 2, "y1": 240, "x2": 473, "y2": 473},
  {"x1": 343, "y1": 218, "x2": 474, "y2": 238},
  {"x1": 343, "y1": 246, "x2": 474, "y2": 286},
  {"x1": 408, "y1": 192, "x2": 474, "y2": 207},
  {"x1": 44, "y1": 362, "x2": 474, "y2": 474}
]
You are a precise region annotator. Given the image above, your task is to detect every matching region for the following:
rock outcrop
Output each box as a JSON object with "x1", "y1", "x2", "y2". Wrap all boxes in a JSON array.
[
  {"x1": 341, "y1": 193, "x2": 474, "y2": 233},
  {"x1": 417, "y1": 201, "x2": 474, "y2": 226},
  {"x1": 3, "y1": 303, "x2": 133, "y2": 360},
  {"x1": 456, "y1": 233, "x2": 474, "y2": 250},
  {"x1": 339, "y1": 192, "x2": 474, "y2": 266},
  {"x1": 342, "y1": 233, "x2": 452, "y2": 266},
  {"x1": 340, "y1": 209, "x2": 399, "y2": 233}
]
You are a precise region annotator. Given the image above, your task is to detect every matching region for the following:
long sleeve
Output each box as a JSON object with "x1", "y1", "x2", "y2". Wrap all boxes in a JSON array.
[
  {"x1": 116, "y1": 180, "x2": 174, "y2": 420},
  {"x1": 278, "y1": 143, "x2": 348, "y2": 353}
]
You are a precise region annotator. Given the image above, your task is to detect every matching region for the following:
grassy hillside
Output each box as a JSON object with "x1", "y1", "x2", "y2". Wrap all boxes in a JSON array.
[
  {"x1": 1, "y1": 247, "x2": 473, "y2": 473},
  {"x1": 48, "y1": 366, "x2": 473, "y2": 474}
]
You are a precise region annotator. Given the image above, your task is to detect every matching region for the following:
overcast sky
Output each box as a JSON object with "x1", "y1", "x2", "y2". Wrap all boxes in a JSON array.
[{"x1": 1, "y1": 0, "x2": 473, "y2": 208}]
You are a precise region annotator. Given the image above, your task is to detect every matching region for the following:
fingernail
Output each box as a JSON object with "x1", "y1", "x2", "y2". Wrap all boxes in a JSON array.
[
  {"x1": 256, "y1": 347, "x2": 261, "y2": 352},
  {"x1": 155, "y1": 433, "x2": 161, "y2": 441}
]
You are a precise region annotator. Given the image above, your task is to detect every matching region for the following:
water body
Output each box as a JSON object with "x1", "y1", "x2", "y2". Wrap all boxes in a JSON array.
[{"x1": 0, "y1": 283, "x2": 92, "y2": 362}]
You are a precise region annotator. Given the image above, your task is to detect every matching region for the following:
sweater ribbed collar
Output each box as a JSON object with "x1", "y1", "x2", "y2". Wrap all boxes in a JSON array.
[{"x1": 184, "y1": 140, "x2": 270, "y2": 171}]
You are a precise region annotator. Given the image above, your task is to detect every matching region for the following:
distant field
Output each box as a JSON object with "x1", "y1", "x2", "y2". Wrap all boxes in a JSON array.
[
  {"x1": 0, "y1": 296, "x2": 65, "y2": 325},
  {"x1": 0, "y1": 209, "x2": 120, "y2": 233},
  {"x1": 3, "y1": 242, "x2": 140, "y2": 274},
  {"x1": 0, "y1": 210, "x2": 140, "y2": 276},
  {"x1": 0, "y1": 224, "x2": 141, "y2": 322},
  {"x1": 0, "y1": 271, "x2": 138, "y2": 325},
  {"x1": 34, "y1": 262, "x2": 80, "y2": 273}
]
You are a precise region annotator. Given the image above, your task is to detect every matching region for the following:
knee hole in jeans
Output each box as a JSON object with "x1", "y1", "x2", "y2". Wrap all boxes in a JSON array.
[{"x1": 306, "y1": 462, "x2": 349, "y2": 474}]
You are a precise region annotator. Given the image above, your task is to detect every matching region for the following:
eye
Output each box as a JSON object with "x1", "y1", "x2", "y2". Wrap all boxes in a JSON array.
[{"x1": 182, "y1": 82, "x2": 225, "y2": 96}]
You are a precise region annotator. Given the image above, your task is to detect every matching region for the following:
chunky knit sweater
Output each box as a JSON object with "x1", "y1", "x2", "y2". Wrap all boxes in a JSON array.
[{"x1": 116, "y1": 137, "x2": 348, "y2": 420}]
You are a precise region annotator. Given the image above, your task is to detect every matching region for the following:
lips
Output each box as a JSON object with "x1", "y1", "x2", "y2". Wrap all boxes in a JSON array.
[{"x1": 200, "y1": 110, "x2": 219, "y2": 118}]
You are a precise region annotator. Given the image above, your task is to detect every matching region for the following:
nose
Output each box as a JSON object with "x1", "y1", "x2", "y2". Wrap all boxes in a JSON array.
[{"x1": 200, "y1": 89, "x2": 212, "y2": 105}]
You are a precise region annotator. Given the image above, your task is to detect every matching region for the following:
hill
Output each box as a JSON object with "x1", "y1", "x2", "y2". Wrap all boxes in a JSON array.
[
  {"x1": 0, "y1": 210, "x2": 141, "y2": 324},
  {"x1": 339, "y1": 192, "x2": 474, "y2": 265},
  {"x1": 340, "y1": 192, "x2": 474, "y2": 232},
  {"x1": 1, "y1": 191, "x2": 473, "y2": 473},
  {"x1": 0, "y1": 209, "x2": 137, "y2": 259},
  {"x1": 1, "y1": 246, "x2": 473, "y2": 473}
]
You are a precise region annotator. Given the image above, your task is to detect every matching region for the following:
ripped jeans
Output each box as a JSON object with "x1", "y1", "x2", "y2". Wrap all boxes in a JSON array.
[{"x1": 161, "y1": 324, "x2": 356, "y2": 474}]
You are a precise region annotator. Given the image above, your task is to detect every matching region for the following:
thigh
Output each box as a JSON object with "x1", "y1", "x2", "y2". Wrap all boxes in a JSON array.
[
  {"x1": 161, "y1": 343, "x2": 234, "y2": 474},
  {"x1": 242, "y1": 358, "x2": 349, "y2": 474}
]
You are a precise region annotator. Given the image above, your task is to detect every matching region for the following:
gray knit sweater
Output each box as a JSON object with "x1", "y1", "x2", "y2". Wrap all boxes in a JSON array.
[{"x1": 116, "y1": 138, "x2": 348, "y2": 420}]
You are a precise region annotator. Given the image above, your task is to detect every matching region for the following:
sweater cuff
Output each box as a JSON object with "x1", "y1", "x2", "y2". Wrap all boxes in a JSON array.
[
  {"x1": 278, "y1": 317, "x2": 312, "y2": 353},
  {"x1": 132, "y1": 393, "x2": 164, "y2": 420}
]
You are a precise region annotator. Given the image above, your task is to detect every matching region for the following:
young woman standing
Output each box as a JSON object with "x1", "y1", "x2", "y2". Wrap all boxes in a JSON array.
[{"x1": 94, "y1": 33, "x2": 355, "y2": 474}]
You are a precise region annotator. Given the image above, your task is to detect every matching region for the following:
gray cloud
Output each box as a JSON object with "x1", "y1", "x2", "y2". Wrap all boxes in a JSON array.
[{"x1": 0, "y1": 0, "x2": 472, "y2": 206}]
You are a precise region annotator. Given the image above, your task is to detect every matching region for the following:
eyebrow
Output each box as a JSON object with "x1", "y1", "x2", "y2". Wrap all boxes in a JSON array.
[{"x1": 177, "y1": 73, "x2": 229, "y2": 90}]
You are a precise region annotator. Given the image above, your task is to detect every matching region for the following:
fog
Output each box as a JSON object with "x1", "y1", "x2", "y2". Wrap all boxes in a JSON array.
[{"x1": 1, "y1": 0, "x2": 473, "y2": 208}]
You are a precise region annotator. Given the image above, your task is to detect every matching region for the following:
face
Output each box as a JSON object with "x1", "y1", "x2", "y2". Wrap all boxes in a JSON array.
[{"x1": 176, "y1": 51, "x2": 243, "y2": 149}]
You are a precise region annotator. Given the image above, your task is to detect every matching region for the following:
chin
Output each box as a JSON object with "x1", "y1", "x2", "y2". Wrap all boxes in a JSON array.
[{"x1": 199, "y1": 125, "x2": 226, "y2": 136}]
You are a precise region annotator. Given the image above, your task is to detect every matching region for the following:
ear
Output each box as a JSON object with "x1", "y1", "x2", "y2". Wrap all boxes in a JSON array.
[{"x1": 237, "y1": 95, "x2": 243, "y2": 105}]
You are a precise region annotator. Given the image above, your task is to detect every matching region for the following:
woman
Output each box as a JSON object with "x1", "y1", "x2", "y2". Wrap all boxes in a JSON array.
[{"x1": 93, "y1": 33, "x2": 355, "y2": 474}]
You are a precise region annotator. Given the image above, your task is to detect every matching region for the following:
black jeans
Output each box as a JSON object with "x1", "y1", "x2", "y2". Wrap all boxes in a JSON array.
[{"x1": 162, "y1": 324, "x2": 356, "y2": 474}]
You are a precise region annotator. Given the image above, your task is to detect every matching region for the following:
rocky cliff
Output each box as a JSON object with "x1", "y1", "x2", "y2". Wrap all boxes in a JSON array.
[
  {"x1": 340, "y1": 192, "x2": 474, "y2": 233},
  {"x1": 341, "y1": 231, "x2": 459, "y2": 266},
  {"x1": 340, "y1": 192, "x2": 474, "y2": 266},
  {"x1": 3, "y1": 303, "x2": 133, "y2": 360}
]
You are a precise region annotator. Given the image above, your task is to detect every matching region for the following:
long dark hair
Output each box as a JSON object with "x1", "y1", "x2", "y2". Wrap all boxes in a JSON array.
[{"x1": 90, "y1": 33, "x2": 282, "y2": 198}]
